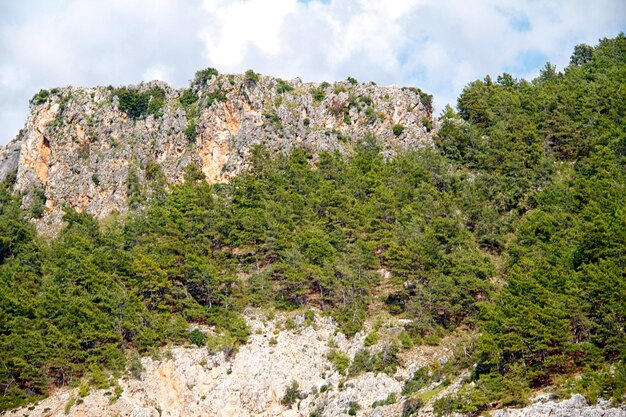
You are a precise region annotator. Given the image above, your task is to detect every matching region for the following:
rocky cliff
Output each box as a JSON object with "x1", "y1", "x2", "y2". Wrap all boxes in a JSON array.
[{"x1": 0, "y1": 72, "x2": 434, "y2": 235}]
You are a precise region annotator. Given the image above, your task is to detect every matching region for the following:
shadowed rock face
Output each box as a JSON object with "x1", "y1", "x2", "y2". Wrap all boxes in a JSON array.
[{"x1": 0, "y1": 74, "x2": 434, "y2": 236}]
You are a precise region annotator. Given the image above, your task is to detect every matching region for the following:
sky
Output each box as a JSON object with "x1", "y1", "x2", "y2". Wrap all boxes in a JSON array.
[{"x1": 0, "y1": 0, "x2": 625, "y2": 145}]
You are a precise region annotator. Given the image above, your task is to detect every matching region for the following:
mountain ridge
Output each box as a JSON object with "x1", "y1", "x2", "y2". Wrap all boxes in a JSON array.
[{"x1": 0, "y1": 72, "x2": 434, "y2": 236}]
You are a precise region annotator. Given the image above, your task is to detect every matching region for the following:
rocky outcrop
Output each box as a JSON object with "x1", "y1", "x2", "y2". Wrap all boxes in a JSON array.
[
  {"x1": 2, "y1": 311, "x2": 408, "y2": 417},
  {"x1": 0, "y1": 136, "x2": 21, "y2": 182},
  {"x1": 494, "y1": 394, "x2": 626, "y2": 417},
  {"x1": 0, "y1": 73, "x2": 434, "y2": 235}
]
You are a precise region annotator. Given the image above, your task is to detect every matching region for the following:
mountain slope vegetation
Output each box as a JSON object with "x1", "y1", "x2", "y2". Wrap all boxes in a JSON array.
[{"x1": 1, "y1": 34, "x2": 625, "y2": 413}]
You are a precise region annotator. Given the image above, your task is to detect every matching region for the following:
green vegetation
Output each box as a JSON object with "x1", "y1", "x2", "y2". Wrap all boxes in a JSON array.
[
  {"x1": 179, "y1": 87, "x2": 202, "y2": 141},
  {"x1": 205, "y1": 90, "x2": 227, "y2": 106},
  {"x1": 194, "y1": 67, "x2": 219, "y2": 85},
  {"x1": 1, "y1": 35, "x2": 625, "y2": 413},
  {"x1": 185, "y1": 119, "x2": 197, "y2": 141},
  {"x1": 281, "y1": 380, "x2": 302, "y2": 407},
  {"x1": 263, "y1": 111, "x2": 282, "y2": 129},
  {"x1": 327, "y1": 350, "x2": 350, "y2": 375},
  {"x1": 276, "y1": 78, "x2": 293, "y2": 94},
  {"x1": 392, "y1": 124, "x2": 405, "y2": 136},
  {"x1": 30, "y1": 188, "x2": 46, "y2": 219},
  {"x1": 310, "y1": 87, "x2": 326, "y2": 103},
  {"x1": 403, "y1": 86, "x2": 433, "y2": 114},
  {"x1": 402, "y1": 398, "x2": 423, "y2": 417},
  {"x1": 433, "y1": 34, "x2": 626, "y2": 413},
  {"x1": 372, "y1": 392, "x2": 397, "y2": 407},
  {"x1": 245, "y1": 69, "x2": 260, "y2": 83},
  {"x1": 349, "y1": 345, "x2": 399, "y2": 376},
  {"x1": 421, "y1": 116, "x2": 432, "y2": 132},
  {"x1": 115, "y1": 86, "x2": 166, "y2": 119},
  {"x1": 188, "y1": 329, "x2": 207, "y2": 347},
  {"x1": 179, "y1": 88, "x2": 198, "y2": 107},
  {"x1": 347, "y1": 400, "x2": 360, "y2": 415},
  {"x1": 31, "y1": 89, "x2": 50, "y2": 104}
]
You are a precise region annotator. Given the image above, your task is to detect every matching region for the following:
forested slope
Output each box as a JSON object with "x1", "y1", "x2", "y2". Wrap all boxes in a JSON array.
[{"x1": 1, "y1": 34, "x2": 625, "y2": 414}]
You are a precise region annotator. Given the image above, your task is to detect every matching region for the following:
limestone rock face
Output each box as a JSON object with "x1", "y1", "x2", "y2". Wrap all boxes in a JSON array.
[
  {"x1": 494, "y1": 394, "x2": 626, "y2": 417},
  {"x1": 3, "y1": 312, "x2": 405, "y2": 417},
  {"x1": 0, "y1": 74, "x2": 434, "y2": 235}
]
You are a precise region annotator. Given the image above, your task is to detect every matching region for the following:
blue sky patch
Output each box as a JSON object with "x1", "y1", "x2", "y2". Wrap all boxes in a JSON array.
[
  {"x1": 505, "y1": 50, "x2": 548, "y2": 75},
  {"x1": 496, "y1": 6, "x2": 532, "y2": 32}
]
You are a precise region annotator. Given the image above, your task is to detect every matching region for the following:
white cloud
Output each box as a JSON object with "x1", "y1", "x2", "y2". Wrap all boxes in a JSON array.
[
  {"x1": 1, "y1": 0, "x2": 625, "y2": 145},
  {"x1": 142, "y1": 64, "x2": 174, "y2": 83},
  {"x1": 200, "y1": 0, "x2": 298, "y2": 66}
]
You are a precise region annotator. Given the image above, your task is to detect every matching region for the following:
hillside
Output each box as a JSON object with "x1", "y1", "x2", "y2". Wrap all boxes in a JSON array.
[{"x1": 1, "y1": 34, "x2": 625, "y2": 417}]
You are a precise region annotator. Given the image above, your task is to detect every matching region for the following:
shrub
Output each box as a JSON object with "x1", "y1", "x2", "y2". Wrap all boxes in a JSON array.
[
  {"x1": 281, "y1": 380, "x2": 302, "y2": 407},
  {"x1": 195, "y1": 68, "x2": 219, "y2": 84},
  {"x1": 206, "y1": 90, "x2": 227, "y2": 106},
  {"x1": 327, "y1": 349, "x2": 350, "y2": 375},
  {"x1": 347, "y1": 76, "x2": 358, "y2": 85},
  {"x1": 185, "y1": 120, "x2": 197, "y2": 141},
  {"x1": 365, "y1": 107, "x2": 377, "y2": 123},
  {"x1": 422, "y1": 116, "x2": 433, "y2": 132},
  {"x1": 32, "y1": 89, "x2": 50, "y2": 104},
  {"x1": 30, "y1": 188, "x2": 46, "y2": 219},
  {"x1": 264, "y1": 112, "x2": 282, "y2": 129},
  {"x1": 402, "y1": 367, "x2": 430, "y2": 395},
  {"x1": 334, "y1": 84, "x2": 347, "y2": 94},
  {"x1": 359, "y1": 96, "x2": 372, "y2": 106},
  {"x1": 78, "y1": 382, "x2": 90, "y2": 398},
  {"x1": 364, "y1": 332, "x2": 378, "y2": 347},
  {"x1": 372, "y1": 392, "x2": 397, "y2": 407},
  {"x1": 145, "y1": 86, "x2": 166, "y2": 117},
  {"x1": 309, "y1": 406, "x2": 324, "y2": 417},
  {"x1": 404, "y1": 87, "x2": 433, "y2": 114},
  {"x1": 311, "y1": 88, "x2": 326, "y2": 103},
  {"x1": 64, "y1": 396, "x2": 76, "y2": 414},
  {"x1": 304, "y1": 310, "x2": 315, "y2": 326},
  {"x1": 349, "y1": 344, "x2": 399, "y2": 376},
  {"x1": 189, "y1": 329, "x2": 207, "y2": 347},
  {"x1": 392, "y1": 124, "x2": 405, "y2": 136},
  {"x1": 245, "y1": 69, "x2": 260, "y2": 83},
  {"x1": 179, "y1": 88, "x2": 198, "y2": 107},
  {"x1": 128, "y1": 351, "x2": 143, "y2": 379},
  {"x1": 109, "y1": 384, "x2": 123, "y2": 404},
  {"x1": 399, "y1": 331, "x2": 412, "y2": 349},
  {"x1": 276, "y1": 78, "x2": 293, "y2": 94},
  {"x1": 329, "y1": 98, "x2": 347, "y2": 117},
  {"x1": 347, "y1": 401, "x2": 360, "y2": 415},
  {"x1": 116, "y1": 88, "x2": 148, "y2": 119},
  {"x1": 115, "y1": 86, "x2": 165, "y2": 119},
  {"x1": 284, "y1": 317, "x2": 296, "y2": 330}
]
